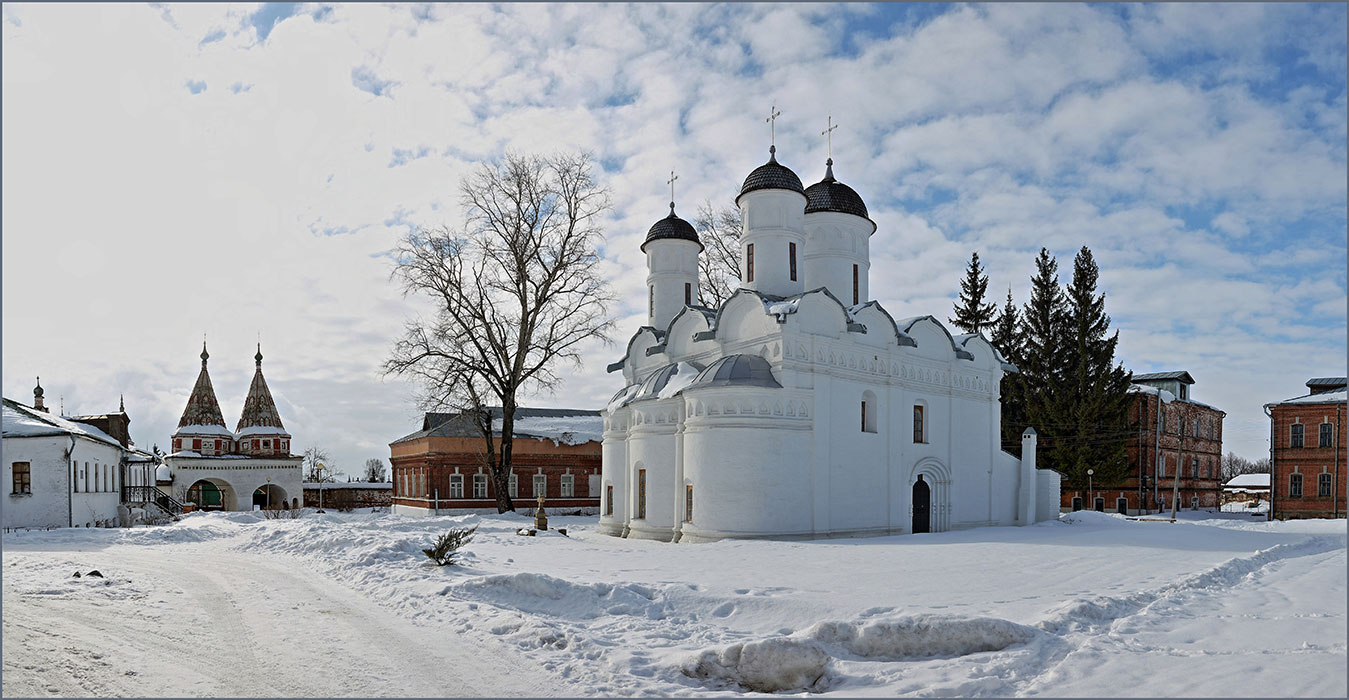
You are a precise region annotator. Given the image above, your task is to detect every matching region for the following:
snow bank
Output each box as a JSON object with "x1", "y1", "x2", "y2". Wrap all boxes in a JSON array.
[
  {"x1": 803, "y1": 615, "x2": 1037, "y2": 660},
  {"x1": 684, "y1": 637, "x2": 831, "y2": 693},
  {"x1": 447, "y1": 572, "x2": 664, "y2": 620}
]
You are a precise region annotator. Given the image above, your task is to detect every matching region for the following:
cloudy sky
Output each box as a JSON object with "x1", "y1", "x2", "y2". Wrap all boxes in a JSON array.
[{"x1": 3, "y1": 2, "x2": 1345, "y2": 475}]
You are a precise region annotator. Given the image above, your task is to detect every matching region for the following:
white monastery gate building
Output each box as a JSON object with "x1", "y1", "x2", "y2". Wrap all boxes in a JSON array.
[
  {"x1": 600, "y1": 141, "x2": 1060, "y2": 542},
  {"x1": 164, "y1": 342, "x2": 302, "y2": 511}
]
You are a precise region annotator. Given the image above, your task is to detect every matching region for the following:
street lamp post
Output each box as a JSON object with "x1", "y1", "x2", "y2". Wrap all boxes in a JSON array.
[
  {"x1": 1087, "y1": 469, "x2": 1095, "y2": 511},
  {"x1": 316, "y1": 464, "x2": 326, "y2": 513}
]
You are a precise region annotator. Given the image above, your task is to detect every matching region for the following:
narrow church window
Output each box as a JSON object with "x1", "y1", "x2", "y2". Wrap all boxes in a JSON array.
[
  {"x1": 684, "y1": 283, "x2": 691, "y2": 305},
  {"x1": 561, "y1": 474, "x2": 574, "y2": 498},
  {"x1": 449, "y1": 474, "x2": 464, "y2": 498},
  {"x1": 789, "y1": 242, "x2": 797, "y2": 281},
  {"x1": 192, "y1": 439, "x2": 201, "y2": 451},
  {"x1": 746, "y1": 243, "x2": 755, "y2": 282},
  {"x1": 509, "y1": 473, "x2": 518, "y2": 498},
  {"x1": 473, "y1": 474, "x2": 487, "y2": 498},
  {"x1": 533, "y1": 474, "x2": 546, "y2": 498},
  {"x1": 853, "y1": 264, "x2": 859, "y2": 305},
  {"x1": 13, "y1": 462, "x2": 30, "y2": 494},
  {"x1": 605, "y1": 485, "x2": 614, "y2": 515},
  {"x1": 649, "y1": 285, "x2": 654, "y2": 316},
  {"x1": 637, "y1": 469, "x2": 647, "y2": 519},
  {"x1": 861, "y1": 391, "x2": 877, "y2": 433},
  {"x1": 913, "y1": 405, "x2": 925, "y2": 443},
  {"x1": 685, "y1": 484, "x2": 694, "y2": 522}
]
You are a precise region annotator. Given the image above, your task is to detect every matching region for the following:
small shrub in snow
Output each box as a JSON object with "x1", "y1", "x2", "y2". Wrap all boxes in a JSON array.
[
  {"x1": 423, "y1": 526, "x2": 476, "y2": 566},
  {"x1": 262, "y1": 508, "x2": 302, "y2": 520}
]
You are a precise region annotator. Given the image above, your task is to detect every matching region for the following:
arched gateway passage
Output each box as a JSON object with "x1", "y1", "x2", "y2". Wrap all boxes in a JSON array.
[
  {"x1": 252, "y1": 484, "x2": 288, "y2": 510},
  {"x1": 912, "y1": 475, "x2": 931, "y2": 534},
  {"x1": 188, "y1": 478, "x2": 235, "y2": 511}
]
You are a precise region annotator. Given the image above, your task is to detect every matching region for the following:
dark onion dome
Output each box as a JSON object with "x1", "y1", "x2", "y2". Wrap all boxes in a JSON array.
[
  {"x1": 641, "y1": 203, "x2": 703, "y2": 253},
  {"x1": 804, "y1": 158, "x2": 871, "y2": 220},
  {"x1": 687, "y1": 354, "x2": 782, "y2": 390},
  {"x1": 736, "y1": 145, "x2": 805, "y2": 204}
]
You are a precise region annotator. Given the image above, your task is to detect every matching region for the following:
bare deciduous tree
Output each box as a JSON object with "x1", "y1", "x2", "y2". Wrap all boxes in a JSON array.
[
  {"x1": 302, "y1": 446, "x2": 332, "y2": 483},
  {"x1": 694, "y1": 200, "x2": 742, "y2": 307},
  {"x1": 364, "y1": 458, "x2": 388, "y2": 483},
  {"x1": 386, "y1": 150, "x2": 615, "y2": 514},
  {"x1": 1221, "y1": 452, "x2": 1270, "y2": 484}
]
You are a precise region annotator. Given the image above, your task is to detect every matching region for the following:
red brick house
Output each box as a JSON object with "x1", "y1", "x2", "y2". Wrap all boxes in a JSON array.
[
  {"x1": 1061, "y1": 371, "x2": 1225, "y2": 514},
  {"x1": 389, "y1": 407, "x2": 601, "y2": 515},
  {"x1": 1267, "y1": 377, "x2": 1346, "y2": 520}
]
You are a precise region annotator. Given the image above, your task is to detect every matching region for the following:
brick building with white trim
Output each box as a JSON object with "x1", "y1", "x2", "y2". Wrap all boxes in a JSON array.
[{"x1": 1266, "y1": 377, "x2": 1346, "y2": 520}]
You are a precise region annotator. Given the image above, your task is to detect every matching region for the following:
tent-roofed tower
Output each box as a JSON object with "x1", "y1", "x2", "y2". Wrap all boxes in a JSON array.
[
  {"x1": 171, "y1": 341, "x2": 234, "y2": 455},
  {"x1": 235, "y1": 344, "x2": 292, "y2": 457}
]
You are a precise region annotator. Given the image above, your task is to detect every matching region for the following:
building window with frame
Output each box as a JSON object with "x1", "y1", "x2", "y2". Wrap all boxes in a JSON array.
[
  {"x1": 1289, "y1": 473, "x2": 1303, "y2": 497},
  {"x1": 852, "y1": 264, "x2": 859, "y2": 305},
  {"x1": 1320, "y1": 423, "x2": 1334, "y2": 448},
  {"x1": 913, "y1": 405, "x2": 925, "y2": 443},
  {"x1": 1291, "y1": 423, "x2": 1304, "y2": 448},
  {"x1": 1192, "y1": 457, "x2": 1199, "y2": 479},
  {"x1": 1319, "y1": 473, "x2": 1332, "y2": 497},
  {"x1": 862, "y1": 391, "x2": 877, "y2": 433},
  {"x1": 685, "y1": 484, "x2": 694, "y2": 522},
  {"x1": 12, "y1": 462, "x2": 31, "y2": 494},
  {"x1": 789, "y1": 242, "x2": 797, "y2": 281},
  {"x1": 193, "y1": 438, "x2": 201, "y2": 451},
  {"x1": 637, "y1": 469, "x2": 647, "y2": 519},
  {"x1": 746, "y1": 243, "x2": 755, "y2": 282},
  {"x1": 605, "y1": 484, "x2": 614, "y2": 515},
  {"x1": 449, "y1": 474, "x2": 464, "y2": 499},
  {"x1": 560, "y1": 474, "x2": 574, "y2": 498},
  {"x1": 1193, "y1": 419, "x2": 1199, "y2": 438},
  {"x1": 473, "y1": 474, "x2": 488, "y2": 499},
  {"x1": 509, "y1": 473, "x2": 518, "y2": 498},
  {"x1": 533, "y1": 474, "x2": 546, "y2": 498}
]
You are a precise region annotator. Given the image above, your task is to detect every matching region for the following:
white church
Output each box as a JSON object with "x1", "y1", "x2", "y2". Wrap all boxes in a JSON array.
[{"x1": 599, "y1": 140, "x2": 1061, "y2": 543}]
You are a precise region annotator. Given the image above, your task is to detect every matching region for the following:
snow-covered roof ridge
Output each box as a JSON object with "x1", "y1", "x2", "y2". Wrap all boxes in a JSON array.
[
  {"x1": 2, "y1": 398, "x2": 124, "y2": 448},
  {"x1": 1265, "y1": 389, "x2": 1348, "y2": 407},
  {"x1": 1128, "y1": 384, "x2": 1176, "y2": 403},
  {"x1": 1225, "y1": 473, "x2": 1271, "y2": 488},
  {"x1": 392, "y1": 407, "x2": 603, "y2": 445}
]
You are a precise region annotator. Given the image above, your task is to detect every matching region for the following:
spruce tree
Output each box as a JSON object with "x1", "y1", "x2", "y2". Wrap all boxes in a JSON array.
[
  {"x1": 991, "y1": 287, "x2": 1026, "y2": 457},
  {"x1": 949, "y1": 251, "x2": 998, "y2": 334},
  {"x1": 1018, "y1": 248, "x2": 1070, "y2": 472},
  {"x1": 1060, "y1": 246, "x2": 1134, "y2": 491}
]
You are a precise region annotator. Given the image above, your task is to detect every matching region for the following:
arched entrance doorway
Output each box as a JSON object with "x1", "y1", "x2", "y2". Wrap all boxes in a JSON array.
[
  {"x1": 912, "y1": 475, "x2": 931, "y2": 534},
  {"x1": 187, "y1": 479, "x2": 234, "y2": 511},
  {"x1": 252, "y1": 483, "x2": 288, "y2": 510}
]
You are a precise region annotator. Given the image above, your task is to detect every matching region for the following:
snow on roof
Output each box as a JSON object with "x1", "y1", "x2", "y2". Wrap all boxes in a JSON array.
[
  {"x1": 1225, "y1": 473, "x2": 1270, "y2": 489},
  {"x1": 236, "y1": 425, "x2": 290, "y2": 438},
  {"x1": 173, "y1": 423, "x2": 236, "y2": 437},
  {"x1": 2, "y1": 399, "x2": 124, "y2": 448},
  {"x1": 1267, "y1": 389, "x2": 1347, "y2": 407},
  {"x1": 1128, "y1": 384, "x2": 1176, "y2": 403},
  {"x1": 165, "y1": 450, "x2": 252, "y2": 459},
  {"x1": 512, "y1": 414, "x2": 604, "y2": 446},
  {"x1": 607, "y1": 384, "x2": 641, "y2": 413}
]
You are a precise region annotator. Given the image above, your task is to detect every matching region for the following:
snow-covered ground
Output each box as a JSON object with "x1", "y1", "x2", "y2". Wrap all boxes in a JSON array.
[{"x1": 3, "y1": 509, "x2": 1344, "y2": 697}]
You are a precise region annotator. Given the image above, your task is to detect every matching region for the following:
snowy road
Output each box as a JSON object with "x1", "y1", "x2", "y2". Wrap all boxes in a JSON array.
[
  {"x1": 3, "y1": 542, "x2": 553, "y2": 698},
  {"x1": 3, "y1": 510, "x2": 1345, "y2": 697}
]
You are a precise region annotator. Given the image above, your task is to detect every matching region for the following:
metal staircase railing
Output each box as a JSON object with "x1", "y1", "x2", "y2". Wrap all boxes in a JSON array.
[{"x1": 124, "y1": 485, "x2": 185, "y2": 516}]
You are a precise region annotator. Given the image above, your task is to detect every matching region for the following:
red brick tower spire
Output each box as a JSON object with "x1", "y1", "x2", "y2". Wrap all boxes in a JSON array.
[
  {"x1": 171, "y1": 340, "x2": 233, "y2": 454},
  {"x1": 234, "y1": 343, "x2": 291, "y2": 456}
]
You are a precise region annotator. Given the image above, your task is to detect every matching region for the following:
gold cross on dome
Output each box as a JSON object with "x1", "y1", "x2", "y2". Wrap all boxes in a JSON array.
[
  {"x1": 667, "y1": 169, "x2": 678, "y2": 208},
  {"x1": 766, "y1": 102, "x2": 782, "y2": 145},
  {"x1": 822, "y1": 115, "x2": 838, "y2": 157}
]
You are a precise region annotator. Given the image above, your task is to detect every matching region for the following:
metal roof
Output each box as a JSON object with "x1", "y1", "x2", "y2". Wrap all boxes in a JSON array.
[
  {"x1": 1133, "y1": 371, "x2": 1195, "y2": 384},
  {"x1": 803, "y1": 159, "x2": 873, "y2": 227},
  {"x1": 1306, "y1": 377, "x2": 1347, "y2": 389},
  {"x1": 393, "y1": 407, "x2": 599, "y2": 444},
  {"x1": 737, "y1": 147, "x2": 804, "y2": 203},
  {"x1": 687, "y1": 354, "x2": 782, "y2": 390},
  {"x1": 640, "y1": 206, "x2": 703, "y2": 252}
]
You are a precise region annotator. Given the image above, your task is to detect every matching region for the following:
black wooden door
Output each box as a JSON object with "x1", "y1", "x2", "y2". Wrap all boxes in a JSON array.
[{"x1": 912, "y1": 476, "x2": 931, "y2": 534}]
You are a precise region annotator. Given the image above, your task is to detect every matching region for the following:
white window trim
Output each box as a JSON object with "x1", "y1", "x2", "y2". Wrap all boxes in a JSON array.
[
  {"x1": 449, "y1": 474, "x2": 464, "y2": 499},
  {"x1": 472, "y1": 474, "x2": 488, "y2": 499},
  {"x1": 560, "y1": 474, "x2": 574, "y2": 498}
]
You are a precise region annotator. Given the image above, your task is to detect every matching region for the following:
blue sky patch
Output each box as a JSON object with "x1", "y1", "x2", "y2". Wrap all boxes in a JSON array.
[
  {"x1": 352, "y1": 66, "x2": 397, "y2": 97},
  {"x1": 185, "y1": 79, "x2": 207, "y2": 94}
]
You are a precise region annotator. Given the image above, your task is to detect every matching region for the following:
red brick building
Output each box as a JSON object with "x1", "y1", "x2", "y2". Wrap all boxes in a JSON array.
[
  {"x1": 1267, "y1": 377, "x2": 1346, "y2": 520},
  {"x1": 1061, "y1": 371, "x2": 1225, "y2": 514},
  {"x1": 389, "y1": 408, "x2": 601, "y2": 515}
]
